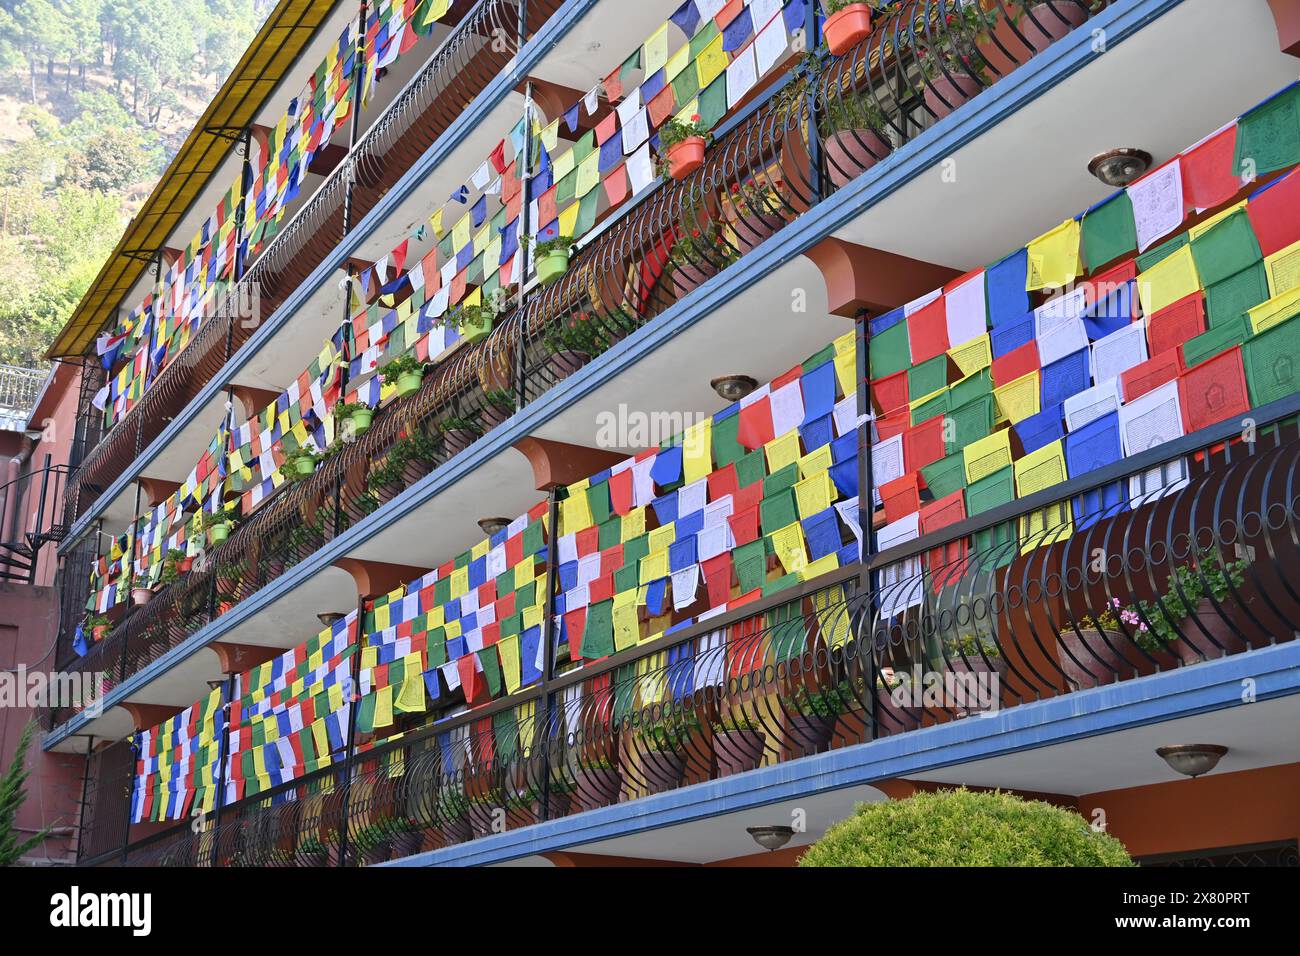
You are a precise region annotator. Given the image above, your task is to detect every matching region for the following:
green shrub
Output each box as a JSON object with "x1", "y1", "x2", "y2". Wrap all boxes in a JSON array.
[{"x1": 798, "y1": 788, "x2": 1134, "y2": 867}]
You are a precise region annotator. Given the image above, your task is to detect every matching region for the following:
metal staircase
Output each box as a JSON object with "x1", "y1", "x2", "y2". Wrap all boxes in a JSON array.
[{"x1": 0, "y1": 457, "x2": 70, "y2": 584}]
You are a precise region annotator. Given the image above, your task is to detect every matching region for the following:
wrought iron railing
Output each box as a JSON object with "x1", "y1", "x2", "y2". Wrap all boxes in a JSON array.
[
  {"x1": 55, "y1": 0, "x2": 1109, "y2": 720},
  {"x1": 0, "y1": 364, "x2": 44, "y2": 425},
  {"x1": 61, "y1": 0, "x2": 566, "y2": 533}
]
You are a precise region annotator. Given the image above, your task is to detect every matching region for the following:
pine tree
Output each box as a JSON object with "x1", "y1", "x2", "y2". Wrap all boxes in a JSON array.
[{"x1": 0, "y1": 721, "x2": 51, "y2": 866}]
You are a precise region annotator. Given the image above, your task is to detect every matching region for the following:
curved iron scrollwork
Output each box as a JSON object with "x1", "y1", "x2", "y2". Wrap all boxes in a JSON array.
[{"x1": 59, "y1": 0, "x2": 1112, "y2": 726}]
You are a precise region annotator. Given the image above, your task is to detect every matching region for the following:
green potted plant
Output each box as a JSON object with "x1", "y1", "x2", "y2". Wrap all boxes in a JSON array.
[
  {"x1": 203, "y1": 506, "x2": 239, "y2": 546},
  {"x1": 436, "y1": 787, "x2": 472, "y2": 845},
  {"x1": 157, "y1": 549, "x2": 189, "y2": 588},
  {"x1": 1128, "y1": 550, "x2": 1250, "y2": 665},
  {"x1": 387, "y1": 816, "x2": 424, "y2": 859},
  {"x1": 480, "y1": 387, "x2": 515, "y2": 430},
  {"x1": 657, "y1": 114, "x2": 710, "y2": 181},
  {"x1": 334, "y1": 400, "x2": 373, "y2": 437},
  {"x1": 525, "y1": 234, "x2": 575, "y2": 286},
  {"x1": 572, "y1": 753, "x2": 621, "y2": 812},
  {"x1": 667, "y1": 217, "x2": 739, "y2": 298},
  {"x1": 1011, "y1": 0, "x2": 1090, "y2": 45},
  {"x1": 350, "y1": 820, "x2": 391, "y2": 866},
  {"x1": 634, "y1": 711, "x2": 701, "y2": 793},
  {"x1": 541, "y1": 312, "x2": 607, "y2": 382},
  {"x1": 381, "y1": 353, "x2": 426, "y2": 397},
  {"x1": 282, "y1": 446, "x2": 321, "y2": 480},
  {"x1": 438, "y1": 414, "x2": 483, "y2": 457},
  {"x1": 821, "y1": 91, "x2": 892, "y2": 187},
  {"x1": 466, "y1": 792, "x2": 499, "y2": 840},
  {"x1": 917, "y1": 3, "x2": 992, "y2": 119},
  {"x1": 85, "y1": 612, "x2": 110, "y2": 643},
  {"x1": 780, "y1": 683, "x2": 850, "y2": 754},
  {"x1": 1057, "y1": 598, "x2": 1141, "y2": 689},
  {"x1": 296, "y1": 833, "x2": 329, "y2": 867},
  {"x1": 721, "y1": 178, "x2": 786, "y2": 253},
  {"x1": 823, "y1": 0, "x2": 875, "y2": 57},
  {"x1": 366, "y1": 430, "x2": 439, "y2": 497},
  {"x1": 711, "y1": 715, "x2": 766, "y2": 778}
]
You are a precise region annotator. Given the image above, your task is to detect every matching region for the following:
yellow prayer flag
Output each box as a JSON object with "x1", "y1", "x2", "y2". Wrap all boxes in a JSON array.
[
  {"x1": 639, "y1": 549, "x2": 670, "y2": 584},
  {"x1": 833, "y1": 346, "x2": 856, "y2": 398},
  {"x1": 561, "y1": 490, "x2": 593, "y2": 535},
  {"x1": 1247, "y1": 284, "x2": 1300, "y2": 334},
  {"x1": 798, "y1": 444, "x2": 833, "y2": 480},
  {"x1": 695, "y1": 34, "x2": 728, "y2": 89},
  {"x1": 620, "y1": 506, "x2": 646, "y2": 542},
  {"x1": 794, "y1": 471, "x2": 834, "y2": 519},
  {"x1": 682, "y1": 418, "x2": 713, "y2": 483},
  {"x1": 648, "y1": 522, "x2": 676, "y2": 553},
  {"x1": 949, "y1": 334, "x2": 992, "y2": 376},
  {"x1": 1137, "y1": 246, "x2": 1201, "y2": 317},
  {"x1": 452, "y1": 214, "x2": 472, "y2": 253},
  {"x1": 553, "y1": 145, "x2": 576, "y2": 181},
  {"x1": 394, "y1": 673, "x2": 426, "y2": 714},
  {"x1": 1264, "y1": 238, "x2": 1300, "y2": 297},
  {"x1": 498, "y1": 636, "x2": 521, "y2": 694},
  {"x1": 764, "y1": 429, "x2": 802, "y2": 474},
  {"x1": 450, "y1": 566, "x2": 469, "y2": 597},
  {"x1": 558, "y1": 201, "x2": 581, "y2": 238},
  {"x1": 771, "y1": 522, "x2": 808, "y2": 575},
  {"x1": 613, "y1": 600, "x2": 640, "y2": 651},
  {"x1": 643, "y1": 24, "x2": 670, "y2": 75},
  {"x1": 963, "y1": 429, "x2": 1013, "y2": 484},
  {"x1": 1026, "y1": 219, "x2": 1082, "y2": 291},
  {"x1": 665, "y1": 43, "x2": 691, "y2": 81},
  {"x1": 993, "y1": 372, "x2": 1040, "y2": 425},
  {"x1": 312, "y1": 718, "x2": 331, "y2": 758},
  {"x1": 374, "y1": 685, "x2": 395, "y2": 728}
]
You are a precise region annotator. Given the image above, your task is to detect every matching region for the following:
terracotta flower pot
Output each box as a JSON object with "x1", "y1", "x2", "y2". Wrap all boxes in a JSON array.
[
  {"x1": 131, "y1": 587, "x2": 154, "y2": 606},
  {"x1": 824, "y1": 4, "x2": 873, "y2": 56},
  {"x1": 440, "y1": 816, "x2": 471, "y2": 846},
  {"x1": 1056, "y1": 629, "x2": 1140, "y2": 688},
  {"x1": 786, "y1": 714, "x2": 837, "y2": 755},
  {"x1": 441, "y1": 428, "x2": 478, "y2": 457},
  {"x1": 730, "y1": 210, "x2": 784, "y2": 254},
  {"x1": 468, "y1": 801, "x2": 496, "y2": 839},
  {"x1": 1170, "y1": 598, "x2": 1250, "y2": 665},
  {"x1": 714, "y1": 729, "x2": 766, "y2": 777},
  {"x1": 480, "y1": 403, "x2": 512, "y2": 430},
  {"x1": 358, "y1": 841, "x2": 389, "y2": 866},
  {"x1": 875, "y1": 691, "x2": 922, "y2": 735},
  {"x1": 924, "y1": 72, "x2": 984, "y2": 119},
  {"x1": 573, "y1": 766, "x2": 621, "y2": 811},
  {"x1": 91, "y1": 625, "x2": 109, "y2": 642},
  {"x1": 1019, "y1": 1, "x2": 1088, "y2": 45},
  {"x1": 670, "y1": 261, "x2": 717, "y2": 299},
  {"x1": 537, "y1": 249, "x2": 570, "y2": 286},
  {"x1": 390, "y1": 830, "x2": 422, "y2": 859},
  {"x1": 177, "y1": 556, "x2": 193, "y2": 573},
  {"x1": 665, "y1": 136, "x2": 706, "y2": 180},
  {"x1": 544, "y1": 349, "x2": 588, "y2": 384},
  {"x1": 824, "y1": 129, "x2": 892, "y2": 187},
  {"x1": 944, "y1": 654, "x2": 1006, "y2": 716},
  {"x1": 639, "y1": 748, "x2": 687, "y2": 793}
]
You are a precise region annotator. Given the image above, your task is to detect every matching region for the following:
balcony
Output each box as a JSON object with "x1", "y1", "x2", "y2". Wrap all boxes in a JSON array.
[
  {"x1": 54, "y1": 0, "x2": 1132, "y2": 716},
  {"x1": 79, "y1": 388, "x2": 1300, "y2": 865},
  {"x1": 60, "y1": 0, "x2": 568, "y2": 533}
]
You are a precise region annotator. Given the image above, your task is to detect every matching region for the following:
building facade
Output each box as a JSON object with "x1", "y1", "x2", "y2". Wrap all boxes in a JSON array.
[{"x1": 6, "y1": 0, "x2": 1300, "y2": 867}]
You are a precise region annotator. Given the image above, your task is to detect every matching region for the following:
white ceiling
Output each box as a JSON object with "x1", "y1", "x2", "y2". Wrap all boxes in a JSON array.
[{"x1": 835, "y1": 0, "x2": 1300, "y2": 270}]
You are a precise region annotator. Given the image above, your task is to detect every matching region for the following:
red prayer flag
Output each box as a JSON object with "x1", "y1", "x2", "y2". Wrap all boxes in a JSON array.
[
  {"x1": 609, "y1": 468, "x2": 634, "y2": 515},
  {"x1": 1181, "y1": 124, "x2": 1241, "y2": 212},
  {"x1": 907, "y1": 296, "x2": 950, "y2": 363},
  {"x1": 736, "y1": 395, "x2": 775, "y2": 449},
  {"x1": 1247, "y1": 168, "x2": 1300, "y2": 257}
]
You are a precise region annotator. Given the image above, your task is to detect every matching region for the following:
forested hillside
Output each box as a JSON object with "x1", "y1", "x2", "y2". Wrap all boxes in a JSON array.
[{"x1": 0, "y1": 0, "x2": 268, "y2": 368}]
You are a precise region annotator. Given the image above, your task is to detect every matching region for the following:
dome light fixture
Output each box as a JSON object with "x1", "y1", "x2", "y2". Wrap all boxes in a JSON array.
[
  {"x1": 1088, "y1": 148, "x2": 1153, "y2": 187},
  {"x1": 1156, "y1": 744, "x2": 1229, "y2": 779},
  {"x1": 746, "y1": 825, "x2": 794, "y2": 852},
  {"x1": 478, "y1": 516, "x2": 511, "y2": 536},
  {"x1": 317, "y1": 612, "x2": 346, "y2": 627},
  {"x1": 711, "y1": 375, "x2": 759, "y2": 403}
]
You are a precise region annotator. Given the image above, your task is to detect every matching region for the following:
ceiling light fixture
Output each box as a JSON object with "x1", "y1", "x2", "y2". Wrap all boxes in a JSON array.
[
  {"x1": 478, "y1": 517, "x2": 511, "y2": 536},
  {"x1": 711, "y1": 375, "x2": 759, "y2": 403},
  {"x1": 1088, "y1": 148, "x2": 1153, "y2": 187},
  {"x1": 317, "y1": 612, "x2": 345, "y2": 627},
  {"x1": 1156, "y1": 744, "x2": 1229, "y2": 778},
  {"x1": 746, "y1": 825, "x2": 794, "y2": 852}
]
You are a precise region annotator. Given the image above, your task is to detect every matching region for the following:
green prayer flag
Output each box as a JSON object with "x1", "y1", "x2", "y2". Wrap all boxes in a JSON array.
[
  {"x1": 1235, "y1": 84, "x2": 1300, "y2": 178},
  {"x1": 582, "y1": 600, "x2": 616, "y2": 658},
  {"x1": 734, "y1": 540, "x2": 767, "y2": 594},
  {"x1": 697, "y1": 76, "x2": 727, "y2": 130},
  {"x1": 712, "y1": 412, "x2": 744, "y2": 467},
  {"x1": 1205, "y1": 261, "x2": 1269, "y2": 328},
  {"x1": 478, "y1": 647, "x2": 503, "y2": 697},
  {"x1": 1189, "y1": 209, "x2": 1262, "y2": 289},
  {"x1": 1082, "y1": 191, "x2": 1137, "y2": 270}
]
